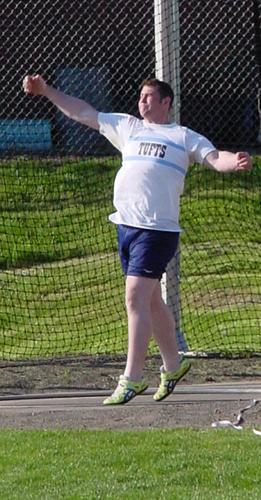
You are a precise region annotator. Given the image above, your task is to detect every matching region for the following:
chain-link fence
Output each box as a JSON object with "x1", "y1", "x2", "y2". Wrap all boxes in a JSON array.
[
  {"x1": 179, "y1": 0, "x2": 261, "y2": 147},
  {"x1": 0, "y1": 0, "x2": 260, "y2": 153},
  {"x1": 0, "y1": 1, "x2": 260, "y2": 361},
  {"x1": 0, "y1": 0, "x2": 155, "y2": 154}
]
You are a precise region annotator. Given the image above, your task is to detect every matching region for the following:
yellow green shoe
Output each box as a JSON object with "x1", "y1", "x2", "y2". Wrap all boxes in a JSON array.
[
  {"x1": 103, "y1": 375, "x2": 148, "y2": 405},
  {"x1": 153, "y1": 359, "x2": 191, "y2": 402}
]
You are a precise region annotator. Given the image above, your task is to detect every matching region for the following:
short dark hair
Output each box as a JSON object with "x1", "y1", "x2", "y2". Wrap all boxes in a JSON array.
[{"x1": 139, "y1": 78, "x2": 174, "y2": 109}]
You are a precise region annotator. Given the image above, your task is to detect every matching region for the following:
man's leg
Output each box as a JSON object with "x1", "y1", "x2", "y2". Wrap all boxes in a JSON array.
[
  {"x1": 124, "y1": 275, "x2": 158, "y2": 380},
  {"x1": 103, "y1": 274, "x2": 157, "y2": 405},
  {"x1": 151, "y1": 281, "x2": 191, "y2": 401},
  {"x1": 151, "y1": 281, "x2": 180, "y2": 371}
]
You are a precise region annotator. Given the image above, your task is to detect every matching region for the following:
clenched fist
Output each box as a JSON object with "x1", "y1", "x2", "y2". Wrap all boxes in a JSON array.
[
  {"x1": 235, "y1": 151, "x2": 252, "y2": 171},
  {"x1": 23, "y1": 74, "x2": 48, "y2": 96}
]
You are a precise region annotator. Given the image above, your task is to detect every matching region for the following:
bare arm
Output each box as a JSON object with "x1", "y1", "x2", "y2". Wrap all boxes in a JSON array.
[
  {"x1": 23, "y1": 74, "x2": 99, "y2": 130},
  {"x1": 204, "y1": 150, "x2": 252, "y2": 172}
]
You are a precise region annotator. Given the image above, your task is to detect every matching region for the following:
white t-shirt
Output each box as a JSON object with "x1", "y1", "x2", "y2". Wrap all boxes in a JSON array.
[{"x1": 98, "y1": 113, "x2": 216, "y2": 232}]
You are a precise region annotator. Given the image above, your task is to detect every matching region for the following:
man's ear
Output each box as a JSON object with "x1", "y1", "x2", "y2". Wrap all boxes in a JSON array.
[{"x1": 161, "y1": 96, "x2": 171, "y2": 109}]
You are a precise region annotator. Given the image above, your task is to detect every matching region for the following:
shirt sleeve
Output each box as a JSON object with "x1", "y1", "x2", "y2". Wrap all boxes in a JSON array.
[
  {"x1": 98, "y1": 112, "x2": 134, "y2": 152},
  {"x1": 185, "y1": 127, "x2": 217, "y2": 164}
]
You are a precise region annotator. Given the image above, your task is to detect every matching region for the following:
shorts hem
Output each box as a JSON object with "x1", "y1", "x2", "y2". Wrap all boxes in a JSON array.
[{"x1": 126, "y1": 271, "x2": 162, "y2": 280}]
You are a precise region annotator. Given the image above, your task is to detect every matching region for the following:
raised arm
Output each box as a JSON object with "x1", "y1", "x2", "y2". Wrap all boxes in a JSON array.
[
  {"x1": 204, "y1": 150, "x2": 252, "y2": 172},
  {"x1": 23, "y1": 74, "x2": 99, "y2": 130}
]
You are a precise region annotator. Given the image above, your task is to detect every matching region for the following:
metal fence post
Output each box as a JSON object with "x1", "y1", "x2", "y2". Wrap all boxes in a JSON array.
[{"x1": 154, "y1": 0, "x2": 188, "y2": 352}]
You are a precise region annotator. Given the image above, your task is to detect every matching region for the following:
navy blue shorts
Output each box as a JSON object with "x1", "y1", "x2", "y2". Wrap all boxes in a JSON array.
[{"x1": 117, "y1": 225, "x2": 179, "y2": 279}]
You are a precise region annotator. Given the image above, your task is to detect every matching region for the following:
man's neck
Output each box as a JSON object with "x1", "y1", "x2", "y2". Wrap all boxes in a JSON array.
[{"x1": 143, "y1": 116, "x2": 170, "y2": 125}]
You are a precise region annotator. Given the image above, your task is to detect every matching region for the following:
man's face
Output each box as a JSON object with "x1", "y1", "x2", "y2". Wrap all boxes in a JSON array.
[{"x1": 138, "y1": 85, "x2": 169, "y2": 123}]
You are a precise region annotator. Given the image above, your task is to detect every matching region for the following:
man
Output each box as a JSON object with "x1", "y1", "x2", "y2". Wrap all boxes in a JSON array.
[{"x1": 23, "y1": 75, "x2": 252, "y2": 405}]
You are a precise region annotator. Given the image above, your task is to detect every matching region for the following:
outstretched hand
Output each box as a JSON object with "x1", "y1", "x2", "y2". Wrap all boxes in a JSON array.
[
  {"x1": 23, "y1": 74, "x2": 47, "y2": 96},
  {"x1": 235, "y1": 151, "x2": 252, "y2": 171}
]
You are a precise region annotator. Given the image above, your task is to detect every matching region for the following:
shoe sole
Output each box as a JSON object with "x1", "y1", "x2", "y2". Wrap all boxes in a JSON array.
[{"x1": 154, "y1": 363, "x2": 191, "y2": 402}]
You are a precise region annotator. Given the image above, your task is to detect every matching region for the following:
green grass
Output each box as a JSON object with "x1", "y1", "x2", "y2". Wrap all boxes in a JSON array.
[
  {"x1": 0, "y1": 156, "x2": 260, "y2": 359},
  {"x1": 0, "y1": 429, "x2": 261, "y2": 499},
  {"x1": 0, "y1": 255, "x2": 127, "y2": 358},
  {"x1": 0, "y1": 158, "x2": 118, "y2": 267},
  {"x1": 178, "y1": 162, "x2": 261, "y2": 354}
]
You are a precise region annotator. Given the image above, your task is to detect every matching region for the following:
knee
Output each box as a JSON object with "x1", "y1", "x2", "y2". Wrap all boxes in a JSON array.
[
  {"x1": 125, "y1": 276, "x2": 156, "y2": 313},
  {"x1": 125, "y1": 287, "x2": 141, "y2": 312}
]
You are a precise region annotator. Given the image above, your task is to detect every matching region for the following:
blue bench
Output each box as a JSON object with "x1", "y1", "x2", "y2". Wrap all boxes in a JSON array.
[{"x1": 0, "y1": 119, "x2": 52, "y2": 152}]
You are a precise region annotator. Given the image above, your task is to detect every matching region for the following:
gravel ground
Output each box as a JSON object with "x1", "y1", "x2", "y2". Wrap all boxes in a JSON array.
[{"x1": 0, "y1": 356, "x2": 260, "y2": 429}]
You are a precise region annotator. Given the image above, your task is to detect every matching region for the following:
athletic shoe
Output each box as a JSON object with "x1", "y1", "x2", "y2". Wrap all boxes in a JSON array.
[
  {"x1": 103, "y1": 375, "x2": 148, "y2": 405},
  {"x1": 153, "y1": 358, "x2": 191, "y2": 402}
]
